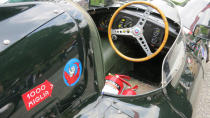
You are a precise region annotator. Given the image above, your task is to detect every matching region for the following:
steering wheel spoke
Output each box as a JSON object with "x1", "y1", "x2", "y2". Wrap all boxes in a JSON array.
[
  {"x1": 111, "y1": 28, "x2": 132, "y2": 36},
  {"x1": 137, "y1": 6, "x2": 152, "y2": 28},
  {"x1": 136, "y1": 36, "x2": 152, "y2": 56}
]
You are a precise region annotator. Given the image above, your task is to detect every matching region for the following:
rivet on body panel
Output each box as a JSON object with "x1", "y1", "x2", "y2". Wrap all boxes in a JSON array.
[
  {"x1": 118, "y1": 110, "x2": 122, "y2": 114},
  {"x1": 53, "y1": 10, "x2": 59, "y2": 14},
  {"x1": 3, "y1": 40, "x2": 10, "y2": 45},
  {"x1": 147, "y1": 96, "x2": 151, "y2": 101}
]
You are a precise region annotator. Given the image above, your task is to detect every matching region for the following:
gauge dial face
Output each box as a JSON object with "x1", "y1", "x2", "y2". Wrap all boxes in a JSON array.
[
  {"x1": 118, "y1": 17, "x2": 133, "y2": 28},
  {"x1": 98, "y1": 15, "x2": 110, "y2": 31}
]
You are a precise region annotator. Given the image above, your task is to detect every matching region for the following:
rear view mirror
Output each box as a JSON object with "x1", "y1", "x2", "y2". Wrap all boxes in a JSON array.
[{"x1": 193, "y1": 24, "x2": 210, "y2": 40}]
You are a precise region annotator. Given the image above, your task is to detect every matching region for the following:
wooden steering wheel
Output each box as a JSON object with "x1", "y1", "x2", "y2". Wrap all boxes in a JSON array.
[{"x1": 108, "y1": 1, "x2": 169, "y2": 62}]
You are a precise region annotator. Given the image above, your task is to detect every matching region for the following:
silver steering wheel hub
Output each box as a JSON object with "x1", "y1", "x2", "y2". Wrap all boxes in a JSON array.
[{"x1": 133, "y1": 27, "x2": 142, "y2": 36}]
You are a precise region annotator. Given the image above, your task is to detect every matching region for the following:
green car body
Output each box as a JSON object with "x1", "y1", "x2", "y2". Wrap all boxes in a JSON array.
[{"x1": 0, "y1": 0, "x2": 208, "y2": 118}]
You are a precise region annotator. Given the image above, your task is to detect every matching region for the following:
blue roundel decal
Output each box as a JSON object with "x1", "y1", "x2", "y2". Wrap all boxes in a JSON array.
[{"x1": 63, "y1": 58, "x2": 82, "y2": 86}]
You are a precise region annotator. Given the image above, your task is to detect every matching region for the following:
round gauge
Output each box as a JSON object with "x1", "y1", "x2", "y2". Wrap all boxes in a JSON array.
[
  {"x1": 98, "y1": 15, "x2": 110, "y2": 31},
  {"x1": 118, "y1": 17, "x2": 133, "y2": 28}
]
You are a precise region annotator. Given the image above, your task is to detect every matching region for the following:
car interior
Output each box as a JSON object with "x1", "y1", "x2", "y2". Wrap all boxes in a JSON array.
[{"x1": 88, "y1": 4, "x2": 181, "y2": 95}]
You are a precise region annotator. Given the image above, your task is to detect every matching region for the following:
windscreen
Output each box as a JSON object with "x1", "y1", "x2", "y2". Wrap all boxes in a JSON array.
[{"x1": 89, "y1": 0, "x2": 181, "y2": 24}]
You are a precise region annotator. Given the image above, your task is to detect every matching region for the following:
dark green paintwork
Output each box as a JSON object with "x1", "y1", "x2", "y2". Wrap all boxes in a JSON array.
[{"x1": 0, "y1": 2, "x2": 103, "y2": 117}]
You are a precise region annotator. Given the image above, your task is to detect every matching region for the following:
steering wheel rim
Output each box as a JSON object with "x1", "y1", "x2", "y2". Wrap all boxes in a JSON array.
[{"x1": 108, "y1": 1, "x2": 169, "y2": 62}]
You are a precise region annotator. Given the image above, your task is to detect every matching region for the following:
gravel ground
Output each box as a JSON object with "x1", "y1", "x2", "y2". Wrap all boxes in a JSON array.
[{"x1": 192, "y1": 46, "x2": 210, "y2": 118}]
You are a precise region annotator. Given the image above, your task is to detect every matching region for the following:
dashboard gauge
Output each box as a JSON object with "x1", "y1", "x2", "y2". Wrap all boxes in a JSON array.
[
  {"x1": 98, "y1": 15, "x2": 111, "y2": 31},
  {"x1": 118, "y1": 17, "x2": 133, "y2": 28},
  {"x1": 151, "y1": 27, "x2": 161, "y2": 44}
]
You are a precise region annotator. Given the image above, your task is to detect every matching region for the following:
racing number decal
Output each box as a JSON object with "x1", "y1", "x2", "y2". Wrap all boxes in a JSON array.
[
  {"x1": 63, "y1": 58, "x2": 82, "y2": 86},
  {"x1": 22, "y1": 80, "x2": 54, "y2": 111}
]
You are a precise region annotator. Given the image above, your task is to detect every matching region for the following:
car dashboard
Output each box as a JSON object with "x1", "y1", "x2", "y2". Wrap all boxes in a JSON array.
[{"x1": 89, "y1": 7, "x2": 180, "y2": 53}]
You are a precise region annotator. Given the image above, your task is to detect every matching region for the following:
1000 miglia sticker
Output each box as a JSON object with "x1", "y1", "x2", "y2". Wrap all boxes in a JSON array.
[
  {"x1": 22, "y1": 80, "x2": 54, "y2": 111},
  {"x1": 63, "y1": 58, "x2": 82, "y2": 86}
]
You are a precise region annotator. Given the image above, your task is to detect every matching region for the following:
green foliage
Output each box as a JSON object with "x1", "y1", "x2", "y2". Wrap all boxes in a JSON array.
[
  {"x1": 171, "y1": 0, "x2": 190, "y2": 7},
  {"x1": 200, "y1": 25, "x2": 208, "y2": 35},
  {"x1": 90, "y1": 0, "x2": 104, "y2": 6}
]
